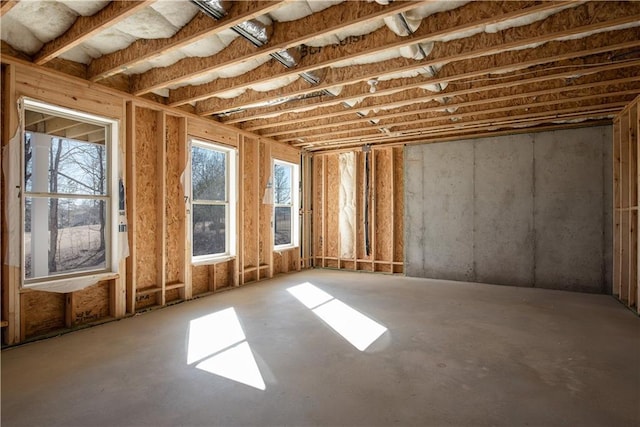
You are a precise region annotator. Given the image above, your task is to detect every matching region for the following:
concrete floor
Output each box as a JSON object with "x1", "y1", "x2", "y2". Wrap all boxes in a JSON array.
[{"x1": 2, "y1": 270, "x2": 639, "y2": 426}]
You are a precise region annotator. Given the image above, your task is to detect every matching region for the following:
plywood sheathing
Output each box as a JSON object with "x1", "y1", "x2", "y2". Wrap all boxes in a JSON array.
[
  {"x1": 613, "y1": 95, "x2": 640, "y2": 314},
  {"x1": 211, "y1": 262, "x2": 232, "y2": 291},
  {"x1": 165, "y1": 114, "x2": 184, "y2": 303},
  {"x1": 312, "y1": 155, "x2": 324, "y2": 266},
  {"x1": 156, "y1": 111, "x2": 167, "y2": 307},
  {"x1": 243, "y1": 138, "x2": 259, "y2": 277},
  {"x1": 259, "y1": 140, "x2": 273, "y2": 278},
  {"x1": 191, "y1": 265, "x2": 209, "y2": 297},
  {"x1": 374, "y1": 148, "x2": 392, "y2": 271},
  {"x1": 355, "y1": 151, "x2": 371, "y2": 269},
  {"x1": 134, "y1": 107, "x2": 159, "y2": 307},
  {"x1": 2, "y1": 62, "x2": 126, "y2": 344},
  {"x1": 274, "y1": 248, "x2": 300, "y2": 275},
  {"x1": 71, "y1": 281, "x2": 110, "y2": 326},
  {"x1": 1, "y1": 60, "x2": 303, "y2": 345},
  {"x1": 177, "y1": 117, "x2": 191, "y2": 301},
  {"x1": 393, "y1": 147, "x2": 404, "y2": 269},
  {"x1": 21, "y1": 292, "x2": 64, "y2": 340},
  {"x1": 325, "y1": 154, "x2": 339, "y2": 264}
]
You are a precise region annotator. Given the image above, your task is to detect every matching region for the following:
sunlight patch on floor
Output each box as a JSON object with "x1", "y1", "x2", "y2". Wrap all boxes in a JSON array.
[
  {"x1": 187, "y1": 307, "x2": 266, "y2": 390},
  {"x1": 288, "y1": 282, "x2": 387, "y2": 351}
]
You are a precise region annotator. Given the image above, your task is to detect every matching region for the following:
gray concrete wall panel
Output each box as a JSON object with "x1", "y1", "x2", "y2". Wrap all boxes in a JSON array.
[{"x1": 404, "y1": 126, "x2": 612, "y2": 293}]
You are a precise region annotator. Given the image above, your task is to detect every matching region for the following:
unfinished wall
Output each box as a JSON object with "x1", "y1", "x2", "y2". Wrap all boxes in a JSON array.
[
  {"x1": 613, "y1": 95, "x2": 640, "y2": 314},
  {"x1": 405, "y1": 126, "x2": 612, "y2": 293},
  {"x1": 1, "y1": 59, "x2": 301, "y2": 345},
  {"x1": 1, "y1": 62, "x2": 127, "y2": 343},
  {"x1": 312, "y1": 147, "x2": 403, "y2": 273}
]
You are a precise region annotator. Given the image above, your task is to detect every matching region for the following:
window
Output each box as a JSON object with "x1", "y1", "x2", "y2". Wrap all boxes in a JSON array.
[
  {"x1": 190, "y1": 140, "x2": 237, "y2": 261},
  {"x1": 22, "y1": 99, "x2": 119, "y2": 283},
  {"x1": 273, "y1": 159, "x2": 299, "y2": 249}
]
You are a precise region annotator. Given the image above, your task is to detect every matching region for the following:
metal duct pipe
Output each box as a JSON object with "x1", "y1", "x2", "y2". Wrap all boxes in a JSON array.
[
  {"x1": 190, "y1": 0, "x2": 232, "y2": 19},
  {"x1": 233, "y1": 19, "x2": 271, "y2": 47}
]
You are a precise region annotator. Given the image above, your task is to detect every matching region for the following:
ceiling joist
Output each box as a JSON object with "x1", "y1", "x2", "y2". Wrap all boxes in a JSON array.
[
  {"x1": 131, "y1": 0, "x2": 427, "y2": 96},
  {"x1": 0, "y1": 0, "x2": 17, "y2": 18},
  {"x1": 309, "y1": 120, "x2": 611, "y2": 154},
  {"x1": 228, "y1": 28, "x2": 640, "y2": 126},
  {"x1": 194, "y1": 1, "x2": 640, "y2": 116},
  {"x1": 301, "y1": 100, "x2": 627, "y2": 149},
  {"x1": 266, "y1": 65, "x2": 640, "y2": 140},
  {"x1": 89, "y1": 1, "x2": 286, "y2": 82},
  {"x1": 291, "y1": 84, "x2": 640, "y2": 145},
  {"x1": 250, "y1": 58, "x2": 640, "y2": 136},
  {"x1": 34, "y1": 0, "x2": 153, "y2": 65},
  {"x1": 3, "y1": 1, "x2": 638, "y2": 150},
  {"x1": 166, "y1": 0, "x2": 576, "y2": 107}
]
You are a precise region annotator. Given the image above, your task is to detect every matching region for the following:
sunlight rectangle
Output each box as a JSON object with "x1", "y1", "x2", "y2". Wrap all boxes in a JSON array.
[
  {"x1": 196, "y1": 341, "x2": 266, "y2": 391},
  {"x1": 187, "y1": 307, "x2": 267, "y2": 391},
  {"x1": 313, "y1": 299, "x2": 387, "y2": 351},
  {"x1": 287, "y1": 282, "x2": 333, "y2": 309},
  {"x1": 287, "y1": 283, "x2": 388, "y2": 351},
  {"x1": 187, "y1": 307, "x2": 245, "y2": 364}
]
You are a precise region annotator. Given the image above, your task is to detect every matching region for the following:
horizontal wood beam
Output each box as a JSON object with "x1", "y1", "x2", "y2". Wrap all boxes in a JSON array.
[
  {"x1": 308, "y1": 120, "x2": 612, "y2": 153},
  {"x1": 0, "y1": 53, "x2": 284, "y2": 147},
  {"x1": 248, "y1": 55, "x2": 640, "y2": 133},
  {"x1": 167, "y1": 0, "x2": 573, "y2": 106},
  {"x1": 0, "y1": 0, "x2": 18, "y2": 17},
  {"x1": 291, "y1": 85, "x2": 640, "y2": 145},
  {"x1": 302, "y1": 98, "x2": 637, "y2": 147},
  {"x1": 25, "y1": 111, "x2": 52, "y2": 127},
  {"x1": 34, "y1": 0, "x2": 153, "y2": 65},
  {"x1": 89, "y1": 1, "x2": 286, "y2": 82},
  {"x1": 300, "y1": 100, "x2": 627, "y2": 149},
  {"x1": 270, "y1": 65, "x2": 640, "y2": 140},
  {"x1": 194, "y1": 2, "x2": 640, "y2": 116},
  {"x1": 42, "y1": 117, "x2": 79, "y2": 134},
  {"x1": 227, "y1": 28, "x2": 640, "y2": 125},
  {"x1": 132, "y1": 0, "x2": 426, "y2": 96},
  {"x1": 64, "y1": 123, "x2": 103, "y2": 139}
]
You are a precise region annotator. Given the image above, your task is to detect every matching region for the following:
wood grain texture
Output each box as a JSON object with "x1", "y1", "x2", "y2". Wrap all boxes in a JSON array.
[
  {"x1": 34, "y1": 0, "x2": 153, "y2": 65},
  {"x1": 192, "y1": 2, "x2": 640, "y2": 114},
  {"x1": 134, "y1": 0, "x2": 421, "y2": 96}
]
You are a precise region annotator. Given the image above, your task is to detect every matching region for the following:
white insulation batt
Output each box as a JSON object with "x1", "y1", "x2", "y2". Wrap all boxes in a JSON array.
[
  {"x1": 1, "y1": 0, "x2": 621, "y2": 106},
  {"x1": 339, "y1": 152, "x2": 356, "y2": 259}
]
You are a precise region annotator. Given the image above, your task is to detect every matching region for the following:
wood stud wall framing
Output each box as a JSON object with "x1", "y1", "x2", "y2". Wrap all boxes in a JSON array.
[
  {"x1": 613, "y1": 95, "x2": 640, "y2": 314},
  {"x1": 1, "y1": 61, "x2": 300, "y2": 344},
  {"x1": 312, "y1": 147, "x2": 403, "y2": 273},
  {"x1": 3, "y1": 44, "x2": 639, "y2": 345}
]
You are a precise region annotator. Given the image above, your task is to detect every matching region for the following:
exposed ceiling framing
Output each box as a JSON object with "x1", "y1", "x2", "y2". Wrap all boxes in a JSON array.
[{"x1": 2, "y1": 0, "x2": 639, "y2": 151}]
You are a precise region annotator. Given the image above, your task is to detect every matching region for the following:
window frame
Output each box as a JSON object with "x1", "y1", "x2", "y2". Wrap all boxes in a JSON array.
[
  {"x1": 21, "y1": 98, "x2": 119, "y2": 286},
  {"x1": 273, "y1": 159, "x2": 300, "y2": 250},
  {"x1": 189, "y1": 138, "x2": 237, "y2": 264}
]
